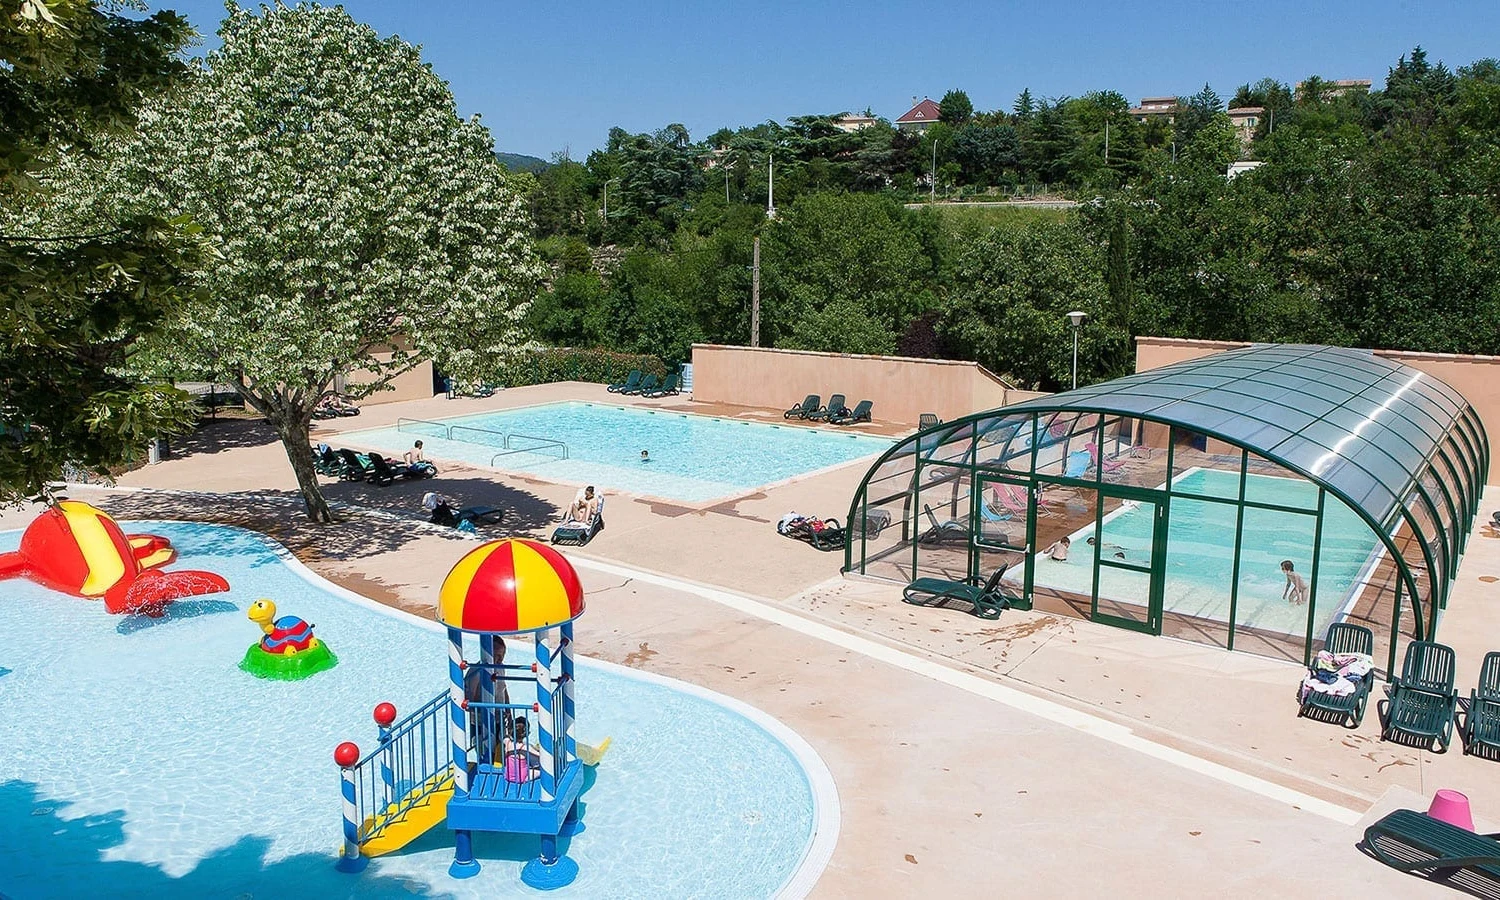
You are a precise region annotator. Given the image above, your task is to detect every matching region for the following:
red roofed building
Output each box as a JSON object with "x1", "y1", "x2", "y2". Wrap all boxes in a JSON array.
[{"x1": 895, "y1": 97, "x2": 942, "y2": 133}]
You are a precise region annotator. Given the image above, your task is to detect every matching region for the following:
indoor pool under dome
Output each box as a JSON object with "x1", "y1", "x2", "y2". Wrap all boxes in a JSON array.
[
  {"x1": 0, "y1": 521, "x2": 836, "y2": 899},
  {"x1": 340, "y1": 401, "x2": 892, "y2": 503},
  {"x1": 847, "y1": 344, "x2": 1487, "y2": 672}
]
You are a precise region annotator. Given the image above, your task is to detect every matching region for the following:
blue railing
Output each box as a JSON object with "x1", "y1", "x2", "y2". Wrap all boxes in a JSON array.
[{"x1": 346, "y1": 690, "x2": 450, "y2": 846}]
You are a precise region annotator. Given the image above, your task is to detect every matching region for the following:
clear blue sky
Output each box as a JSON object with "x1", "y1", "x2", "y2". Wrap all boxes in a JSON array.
[{"x1": 156, "y1": 0, "x2": 1500, "y2": 159}]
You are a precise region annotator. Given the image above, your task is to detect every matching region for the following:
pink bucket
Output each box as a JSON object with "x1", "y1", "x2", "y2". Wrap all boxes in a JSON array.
[
  {"x1": 504, "y1": 753, "x2": 531, "y2": 784},
  {"x1": 1426, "y1": 789, "x2": 1475, "y2": 831}
]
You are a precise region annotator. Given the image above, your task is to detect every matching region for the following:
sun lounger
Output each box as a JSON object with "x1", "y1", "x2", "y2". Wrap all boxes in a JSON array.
[
  {"x1": 1298, "y1": 622, "x2": 1375, "y2": 727},
  {"x1": 830, "y1": 399, "x2": 871, "y2": 425},
  {"x1": 644, "y1": 372, "x2": 679, "y2": 398},
  {"x1": 808, "y1": 394, "x2": 847, "y2": 423},
  {"x1": 365, "y1": 452, "x2": 400, "y2": 486},
  {"x1": 1380, "y1": 640, "x2": 1459, "y2": 752},
  {"x1": 918, "y1": 505, "x2": 969, "y2": 546},
  {"x1": 607, "y1": 370, "x2": 642, "y2": 393},
  {"x1": 313, "y1": 444, "x2": 343, "y2": 476},
  {"x1": 337, "y1": 448, "x2": 372, "y2": 482},
  {"x1": 1362, "y1": 808, "x2": 1500, "y2": 885},
  {"x1": 778, "y1": 516, "x2": 844, "y2": 552},
  {"x1": 1462, "y1": 651, "x2": 1500, "y2": 758},
  {"x1": 551, "y1": 497, "x2": 603, "y2": 546},
  {"x1": 784, "y1": 394, "x2": 820, "y2": 420},
  {"x1": 918, "y1": 413, "x2": 942, "y2": 430},
  {"x1": 624, "y1": 374, "x2": 658, "y2": 396},
  {"x1": 848, "y1": 508, "x2": 892, "y2": 539},
  {"x1": 902, "y1": 565, "x2": 1011, "y2": 620},
  {"x1": 459, "y1": 506, "x2": 505, "y2": 526}
]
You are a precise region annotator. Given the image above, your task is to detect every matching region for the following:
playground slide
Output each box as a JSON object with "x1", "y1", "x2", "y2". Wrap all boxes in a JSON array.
[{"x1": 359, "y1": 771, "x2": 455, "y2": 857}]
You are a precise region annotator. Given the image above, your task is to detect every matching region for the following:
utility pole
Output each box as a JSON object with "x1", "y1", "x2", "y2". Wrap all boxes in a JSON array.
[
  {"x1": 750, "y1": 236, "x2": 761, "y2": 347},
  {"x1": 766, "y1": 154, "x2": 776, "y2": 219},
  {"x1": 930, "y1": 138, "x2": 937, "y2": 201},
  {"x1": 602, "y1": 180, "x2": 609, "y2": 223},
  {"x1": 1104, "y1": 120, "x2": 1110, "y2": 164}
]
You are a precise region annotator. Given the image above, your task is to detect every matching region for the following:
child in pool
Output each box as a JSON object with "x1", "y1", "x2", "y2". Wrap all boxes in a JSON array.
[{"x1": 1282, "y1": 560, "x2": 1309, "y2": 606}]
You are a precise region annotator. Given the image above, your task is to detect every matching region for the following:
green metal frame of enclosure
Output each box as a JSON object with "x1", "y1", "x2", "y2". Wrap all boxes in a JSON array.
[{"x1": 845, "y1": 344, "x2": 1488, "y2": 669}]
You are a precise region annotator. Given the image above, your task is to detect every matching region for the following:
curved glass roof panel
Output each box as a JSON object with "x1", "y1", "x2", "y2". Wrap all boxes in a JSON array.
[{"x1": 999, "y1": 344, "x2": 1484, "y2": 531}]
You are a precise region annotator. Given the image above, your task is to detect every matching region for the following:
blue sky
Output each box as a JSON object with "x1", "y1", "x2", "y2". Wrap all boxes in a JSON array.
[{"x1": 157, "y1": 1, "x2": 1500, "y2": 159}]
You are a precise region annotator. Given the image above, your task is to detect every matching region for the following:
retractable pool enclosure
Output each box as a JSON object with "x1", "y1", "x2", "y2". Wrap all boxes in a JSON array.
[{"x1": 846, "y1": 345, "x2": 1488, "y2": 672}]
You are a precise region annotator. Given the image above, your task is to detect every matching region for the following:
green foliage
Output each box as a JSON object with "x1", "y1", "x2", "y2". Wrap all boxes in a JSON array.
[
  {"x1": 494, "y1": 348, "x2": 669, "y2": 388},
  {"x1": 939, "y1": 89, "x2": 974, "y2": 126},
  {"x1": 939, "y1": 220, "x2": 1119, "y2": 389},
  {"x1": 0, "y1": 0, "x2": 203, "y2": 502},
  {"x1": 761, "y1": 193, "x2": 943, "y2": 354}
]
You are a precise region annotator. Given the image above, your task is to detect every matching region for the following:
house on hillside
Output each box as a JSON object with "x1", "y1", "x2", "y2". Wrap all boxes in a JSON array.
[
  {"x1": 1295, "y1": 78, "x2": 1372, "y2": 101},
  {"x1": 834, "y1": 113, "x2": 879, "y2": 132},
  {"x1": 895, "y1": 97, "x2": 942, "y2": 133},
  {"x1": 1129, "y1": 96, "x2": 1178, "y2": 123},
  {"x1": 1227, "y1": 106, "x2": 1263, "y2": 145}
]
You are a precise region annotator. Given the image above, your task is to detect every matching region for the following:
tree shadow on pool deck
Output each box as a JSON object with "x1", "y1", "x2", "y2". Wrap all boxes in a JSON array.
[{"x1": 0, "y1": 779, "x2": 458, "y2": 899}]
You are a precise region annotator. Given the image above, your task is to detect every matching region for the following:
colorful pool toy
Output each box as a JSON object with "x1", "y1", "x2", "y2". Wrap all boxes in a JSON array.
[
  {"x1": 239, "y1": 598, "x2": 337, "y2": 680},
  {"x1": 0, "y1": 500, "x2": 229, "y2": 616}
]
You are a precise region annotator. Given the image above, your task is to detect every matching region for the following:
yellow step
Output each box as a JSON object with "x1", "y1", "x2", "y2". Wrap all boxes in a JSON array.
[{"x1": 358, "y1": 770, "x2": 455, "y2": 857}]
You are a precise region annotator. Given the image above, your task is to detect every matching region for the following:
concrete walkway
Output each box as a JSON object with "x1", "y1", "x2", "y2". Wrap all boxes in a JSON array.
[{"x1": 12, "y1": 383, "x2": 1500, "y2": 896}]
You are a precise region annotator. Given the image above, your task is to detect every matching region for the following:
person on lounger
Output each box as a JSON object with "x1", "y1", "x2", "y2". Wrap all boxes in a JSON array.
[
  {"x1": 564, "y1": 486, "x2": 599, "y2": 525},
  {"x1": 403, "y1": 440, "x2": 434, "y2": 477},
  {"x1": 423, "y1": 490, "x2": 460, "y2": 527}
]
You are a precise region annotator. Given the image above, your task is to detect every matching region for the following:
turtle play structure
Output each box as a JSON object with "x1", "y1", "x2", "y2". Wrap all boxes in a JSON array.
[
  {"x1": 0, "y1": 500, "x2": 229, "y2": 617},
  {"x1": 239, "y1": 598, "x2": 337, "y2": 680},
  {"x1": 332, "y1": 538, "x2": 609, "y2": 889}
]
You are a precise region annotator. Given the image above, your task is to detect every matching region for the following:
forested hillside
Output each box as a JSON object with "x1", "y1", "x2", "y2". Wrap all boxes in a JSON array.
[{"x1": 506, "y1": 49, "x2": 1500, "y2": 390}]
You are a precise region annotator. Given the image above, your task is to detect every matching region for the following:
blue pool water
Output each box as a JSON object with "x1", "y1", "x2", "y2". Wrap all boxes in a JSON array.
[
  {"x1": 0, "y1": 522, "x2": 824, "y2": 898},
  {"x1": 1022, "y1": 468, "x2": 1383, "y2": 637},
  {"x1": 341, "y1": 402, "x2": 891, "y2": 503}
]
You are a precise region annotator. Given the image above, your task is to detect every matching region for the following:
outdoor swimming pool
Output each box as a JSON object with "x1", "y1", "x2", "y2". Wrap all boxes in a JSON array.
[
  {"x1": 341, "y1": 402, "x2": 891, "y2": 503},
  {"x1": 0, "y1": 521, "x2": 834, "y2": 898},
  {"x1": 1019, "y1": 468, "x2": 1383, "y2": 637}
]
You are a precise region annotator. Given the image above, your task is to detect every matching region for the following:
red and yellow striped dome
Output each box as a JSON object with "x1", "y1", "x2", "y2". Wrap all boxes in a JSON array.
[{"x1": 437, "y1": 538, "x2": 584, "y2": 633}]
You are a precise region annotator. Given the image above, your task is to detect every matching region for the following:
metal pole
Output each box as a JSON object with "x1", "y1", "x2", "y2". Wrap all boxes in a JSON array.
[
  {"x1": 930, "y1": 138, "x2": 937, "y2": 201},
  {"x1": 1104, "y1": 120, "x2": 1110, "y2": 164},
  {"x1": 767, "y1": 154, "x2": 775, "y2": 218},
  {"x1": 601, "y1": 182, "x2": 607, "y2": 223},
  {"x1": 1071, "y1": 326, "x2": 1079, "y2": 390},
  {"x1": 750, "y1": 236, "x2": 761, "y2": 348}
]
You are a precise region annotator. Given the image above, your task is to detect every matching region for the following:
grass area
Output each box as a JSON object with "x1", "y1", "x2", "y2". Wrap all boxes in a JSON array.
[{"x1": 918, "y1": 203, "x2": 1071, "y2": 231}]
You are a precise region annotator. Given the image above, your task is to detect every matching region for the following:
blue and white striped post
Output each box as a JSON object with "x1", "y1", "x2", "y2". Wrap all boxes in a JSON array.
[
  {"x1": 335, "y1": 742, "x2": 367, "y2": 873},
  {"x1": 447, "y1": 627, "x2": 480, "y2": 879},
  {"x1": 376, "y1": 709, "x2": 395, "y2": 811},
  {"x1": 560, "y1": 622, "x2": 576, "y2": 762},
  {"x1": 534, "y1": 629, "x2": 556, "y2": 802}
]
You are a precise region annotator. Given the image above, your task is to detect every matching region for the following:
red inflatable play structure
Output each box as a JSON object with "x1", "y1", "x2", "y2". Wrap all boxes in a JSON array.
[{"x1": 0, "y1": 501, "x2": 229, "y2": 616}]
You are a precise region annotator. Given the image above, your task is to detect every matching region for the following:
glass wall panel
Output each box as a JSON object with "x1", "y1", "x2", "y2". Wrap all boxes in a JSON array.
[
  {"x1": 974, "y1": 413, "x2": 1035, "y2": 474},
  {"x1": 1027, "y1": 486, "x2": 1098, "y2": 621},
  {"x1": 912, "y1": 462, "x2": 972, "y2": 583},
  {"x1": 1168, "y1": 428, "x2": 1241, "y2": 499},
  {"x1": 854, "y1": 452, "x2": 918, "y2": 582},
  {"x1": 1161, "y1": 496, "x2": 1236, "y2": 649},
  {"x1": 1232, "y1": 504, "x2": 1318, "y2": 663},
  {"x1": 1100, "y1": 416, "x2": 1170, "y2": 490},
  {"x1": 1034, "y1": 412, "x2": 1100, "y2": 480}
]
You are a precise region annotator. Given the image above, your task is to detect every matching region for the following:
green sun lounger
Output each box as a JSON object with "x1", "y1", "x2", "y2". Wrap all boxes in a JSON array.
[
  {"x1": 785, "y1": 394, "x2": 820, "y2": 420},
  {"x1": 1462, "y1": 651, "x2": 1500, "y2": 759},
  {"x1": 903, "y1": 565, "x2": 1011, "y2": 620},
  {"x1": 830, "y1": 399, "x2": 871, "y2": 425},
  {"x1": 1380, "y1": 640, "x2": 1459, "y2": 752},
  {"x1": 1299, "y1": 622, "x2": 1375, "y2": 728},
  {"x1": 1362, "y1": 808, "x2": 1500, "y2": 885},
  {"x1": 625, "y1": 373, "x2": 658, "y2": 396},
  {"x1": 607, "y1": 370, "x2": 642, "y2": 393},
  {"x1": 644, "y1": 372, "x2": 679, "y2": 398},
  {"x1": 808, "y1": 394, "x2": 846, "y2": 423}
]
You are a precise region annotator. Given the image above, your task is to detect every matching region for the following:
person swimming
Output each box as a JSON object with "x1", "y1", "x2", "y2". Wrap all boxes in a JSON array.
[
  {"x1": 1281, "y1": 559, "x2": 1309, "y2": 606},
  {"x1": 640, "y1": 449, "x2": 651, "y2": 463},
  {"x1": 1087, "y1": 535, "x2": 1126, "y2": 560}
]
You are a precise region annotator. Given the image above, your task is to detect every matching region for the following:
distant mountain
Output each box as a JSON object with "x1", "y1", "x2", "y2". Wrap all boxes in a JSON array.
[{"x1": 496, "y1": 152, "x2": 549, "y2": 173}]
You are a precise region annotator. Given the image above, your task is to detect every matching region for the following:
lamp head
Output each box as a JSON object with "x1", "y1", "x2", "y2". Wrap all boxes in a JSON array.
[{"x1": 1067, "y1": 310, "x2": 1087, "y2": 328}]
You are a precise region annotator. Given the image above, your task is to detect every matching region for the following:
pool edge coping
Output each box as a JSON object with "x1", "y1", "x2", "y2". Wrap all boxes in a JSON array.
[{"x1": 108, "y1": 517, "x2": 842, "y2": 900}]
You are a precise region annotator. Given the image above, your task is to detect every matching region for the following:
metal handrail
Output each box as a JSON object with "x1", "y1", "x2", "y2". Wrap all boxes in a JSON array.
[
  {"x1": 348, "y1": 690, "x2": 451, "y2": 845},
  {"x1": 505, "y1": 432, "x2": 569, "y2": 459},
  {"x1": 396, "y1": 417, "x2": 452, "y2": 439}
]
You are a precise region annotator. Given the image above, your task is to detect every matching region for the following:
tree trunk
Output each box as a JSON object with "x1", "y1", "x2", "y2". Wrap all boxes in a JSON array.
[{"x1": 276, "y1": 417, "x2": 333, "y2": 523}]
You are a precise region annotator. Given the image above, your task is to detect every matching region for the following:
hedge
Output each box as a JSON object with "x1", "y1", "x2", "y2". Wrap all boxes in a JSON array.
[{"x1": 495, "y1": 348, "x2": 671, "y2": 388}]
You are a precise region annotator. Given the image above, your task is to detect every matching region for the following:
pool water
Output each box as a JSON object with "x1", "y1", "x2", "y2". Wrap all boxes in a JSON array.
[
  {"x1": 1020, "y1": 469, "x2": 1383, "y2": 637},
  {"x1": 341, "y1": 402, "x2": 891, "y2": 503},
  {"x1": 0, "y1": 522, "x2": 825, "y2": 898}
]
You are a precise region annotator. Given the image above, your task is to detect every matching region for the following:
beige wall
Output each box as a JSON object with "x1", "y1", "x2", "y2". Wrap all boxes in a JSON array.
[
  {"x1": 1136, "y1": 337, "x2": 1496, "y2": 483},
  {"x1": 690, "y1": 344, "x2": 1031, "y2": 426},
  {"x1": 342, "y1": 337, "x2": 437, "y2": 406}
]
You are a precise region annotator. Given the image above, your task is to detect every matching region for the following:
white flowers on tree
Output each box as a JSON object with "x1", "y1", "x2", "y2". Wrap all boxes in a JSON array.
[{"x1": 125, "y1": 3, "x2": 544, "y2": 521}]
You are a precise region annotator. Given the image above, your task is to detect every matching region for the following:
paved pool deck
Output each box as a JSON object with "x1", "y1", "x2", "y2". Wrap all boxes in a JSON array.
[{"x1": 10, "y1": 382, "x2": 1500, "y2": 896}]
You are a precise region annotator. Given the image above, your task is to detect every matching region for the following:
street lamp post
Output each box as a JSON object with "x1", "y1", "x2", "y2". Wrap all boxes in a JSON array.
[{"x1": 1067, "y1": 310, "x2": 1087, "y2": 390}]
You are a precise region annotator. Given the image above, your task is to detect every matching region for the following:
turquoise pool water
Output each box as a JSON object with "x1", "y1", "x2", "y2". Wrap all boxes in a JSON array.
[
  {"x1": 0, "y1": 522, "x2": 825, "y2": 898},
  {"x1": 340, "y1": 402, "x2": 891, "y2": 503},
  {"x1": 1020, "y1": 468, "x2": 1383, "y2": 637}
]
